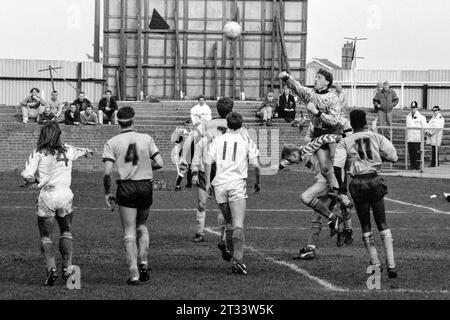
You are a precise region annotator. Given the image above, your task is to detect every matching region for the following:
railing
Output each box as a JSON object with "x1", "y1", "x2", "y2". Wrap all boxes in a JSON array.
[{"x1": 376, "y1": 125, "x2": 449, "y2": 172}]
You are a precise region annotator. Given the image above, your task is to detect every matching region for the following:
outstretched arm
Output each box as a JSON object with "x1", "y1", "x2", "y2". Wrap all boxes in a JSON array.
[{"x1": 279, "y1": 71, "x2": 313, "y2": 104}]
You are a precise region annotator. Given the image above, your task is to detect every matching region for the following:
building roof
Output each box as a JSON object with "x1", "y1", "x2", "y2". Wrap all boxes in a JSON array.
[{"x1": 307, "y1": 58, "x2": 342, "y2": 70}]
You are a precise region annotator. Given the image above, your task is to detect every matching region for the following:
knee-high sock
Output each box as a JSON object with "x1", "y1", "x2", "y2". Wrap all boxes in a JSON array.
[
  {"x1": 380, "y1": 229, "x2": 395, "y2": 268},
  {"x1": 124, "y1": 235, "x2": 139, "y2": 279},
  {"x1": 362, "y1": 232, "x2": 380, "y2": 266},
  {"x1": 59, "y1": 232, "x2": 73, "y2": 269},
  {"x1": 232, "y1": 227, "x2": 245, "y2": 263},
  {"x1": 225, "y1": 225, "x2": 234, "y2": 254},
  {"x1": 41, "y1": 238, "x2": 56, "y2": 271},
  {"x1": 136, "y1": 226, "x2": 149, "y2": 266},
  {"x1": 308, "y1": 198, "x2": 334, "y2": 219},
  {"x1": 217, "y1": 213, "x2": 226, "y2": 243},
  {"x1": 176, "y1": 175, "x2": 183, "y2": 186},
  {"x1": 196, "y1": 210, "x2": 206, "y2": 236},
  {"x1": 307, "y1": 220, "x2": 322, "y2": 248}
]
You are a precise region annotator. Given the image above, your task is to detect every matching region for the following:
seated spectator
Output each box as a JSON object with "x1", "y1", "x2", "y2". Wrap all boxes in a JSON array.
[
  {"x1": 190, "y1": 95, "x2": 212, "y2": 127},
  {"x1": 73, "y1": 91, "x2": 92, "y2": 113},
  {"x1": 256, "y1": 92, "x2": 277, "y2": 126},
  {"x1": 277, "y1": 86, "x2": 296, "y2": 123},
  {"x1": 98, "y1": 90, "x2": 118, "y2": 125},
  {"x1": 80, "y1": 105, "x2": 99, "y2": 125},
  {"x1": 38, "y1": 106, "x2": 56, "y2": 125},
  {"x1": 45, "y1": 90, "x2": 65, "y2": 123},
  {"x1": 65, "y1": 104, "x2": 81, "y2": 126},
  {"x1": 20, "y1": 88, "x2": 44, "y2": 123}
]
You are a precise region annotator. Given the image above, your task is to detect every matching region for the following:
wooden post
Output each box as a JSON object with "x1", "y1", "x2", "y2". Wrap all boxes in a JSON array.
[
  {"x1": 183, "y1": 0, "x2": 189, "y2": 97},
  {"x1": 238, "y1": 6, "x2": 245, "y2": 100},
  {"x1": 260, "y1": 0, "x2": 266, "y2": 98},
  {"x1": 76, "y1": 63, "x2": 82, "y2": 94},
  {"x1": 119, "y1": 0, "x2": 127, "y2": 100},
  {"x1": 137, "y1": 0, "x2": 143, "y2": 100},
  {"x1": 231, "y1": 0, "x2": 238, "y2": 100},
  {"x1": 143, "y1": 0, "x2": 149, "y2": 97},
  {"x1": 220, "y1": 0, "x2": 227, "y2": 98},
  {"x1": 103, "y1": 0, "x2": 110, "y2": 92},
  {"x1": 163, "y1": 0, "x2": 168, "y2": 97},
  {"x1": 202, "y1": 0, "x2": 208, "y2": 96},
  {"x1": 174, "y1": 0, "x2": 183, "y2": 99},
  {"x1": 214, "y1": 41, "x2": 219, "y2": 99},
  {"x1": 271, "y1": 0, "x2": 276, "y2": 93},
  {"x1": 94, "y1": 0, "x2": 101, "y2": 63},
  {"x1": 422, "y1": 84, "x2": 429, "y2": 110}
]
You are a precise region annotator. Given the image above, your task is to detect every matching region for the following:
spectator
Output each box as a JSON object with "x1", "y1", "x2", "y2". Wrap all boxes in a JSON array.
[
  {"x1": 190, "y1": 95, "x2": 212, "y2": 127},
  {"x1": 80, "y1": 105, "x2": 99, "y2": 125},
  {"x1": 406, "y1": 101, "x2": 427, "y2": 170},
  {"x1": 425, "y1": 105, "x2": 445, "y2": 167},
  {"x1": 372, "y1": 81, "x2": 383, "y2": 112},
  {"x1": 98, "y1": 90, "x2": 118, "y2": 125},
  {"x1": 64, "y1": 104, "x2": 81, "y2": 126},
  {"x1": 45, "y1": 90, "x2": 65, "y2": 123},
  {"x1": 256, "y1": 92, "x2": 277, "y2": 126},
  {"x1": 373, "y1": 81, "x2": 399, "y2": 139},
  {"x1": 20, "y1": 88, "x2": 44, "y2": 123},
  {"x1": 278, "y1": 86, "x2": 296, "y2": 123},
  {"x1": 38, "y1": 106, "x2": 56, "y2": 125},
  {"x1": 73, "y1": 92, "x2": 92, "y2": 113},
  {"x1": 334, "y1": 83, "x2": 348, "y2": 110}
]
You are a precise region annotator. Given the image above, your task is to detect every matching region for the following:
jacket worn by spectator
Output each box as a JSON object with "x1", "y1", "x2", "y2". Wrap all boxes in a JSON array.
[
  {"x1": 38, "y1": 112, "x2": 56, "y2": 124},
  {"x1": 257, "y1": 99, "x2": 278, "y2": 114},
  {"x1": 80, "y1": 111, "x2": 99, "y2": 125},
  {"x1": 65, "y1": 109, "x2": 81, "y2": 125},
  {"x1": 406, "y1": 110, "x2": 427, "y2": 142},
  {"x1": 98, "y1": 97, "x2": 118, "y2": 118},
  {"x1": 373, "y1": 89, "x2": 399, "y2": 112},
  {"x1": 278, "y1": 93, "x2": 296, "y2": 117},
  {"x1": 426, "y1": 112, "x2": 445, "y2": 146},
  {"x1": 73, "y1": 98, "x2": 92, "y2": 113}
]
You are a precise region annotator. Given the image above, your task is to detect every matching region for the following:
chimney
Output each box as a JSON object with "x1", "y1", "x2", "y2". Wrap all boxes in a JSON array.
[{"x1": 342, "y1": 42, "x2": 354, "y2": 70}]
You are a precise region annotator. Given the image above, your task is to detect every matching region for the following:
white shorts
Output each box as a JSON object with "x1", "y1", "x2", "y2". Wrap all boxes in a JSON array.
[
  {"x1": 37, "y1": 186, "x2": 74, "y2": 218},
  {"x1": 213, "y1": 179, "x2": 248, "y2": 204}
]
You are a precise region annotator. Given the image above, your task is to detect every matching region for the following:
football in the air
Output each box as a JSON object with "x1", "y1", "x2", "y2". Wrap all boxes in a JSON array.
[{"x1": 223, "y1": 21, "x2": 242, "y2": 40}]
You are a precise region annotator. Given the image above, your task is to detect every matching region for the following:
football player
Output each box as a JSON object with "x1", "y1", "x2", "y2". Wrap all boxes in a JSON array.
[
  {"x1": 21, "y1": 122, "x2": 93, "y2": 286},
  {"x1": 103, "y1": 107, "x2": 164, "y2": 285},
  {"x1": 205, "y1": 112, "x2": 260, "y2": 275},
  {"x1": 334, "y1": 109, "x2": 398, "y2": 278}
]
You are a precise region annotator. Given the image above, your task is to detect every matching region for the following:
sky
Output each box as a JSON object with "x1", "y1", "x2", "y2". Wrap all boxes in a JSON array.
[{"x1": 1, "y1": 0, "x2": 450, "y2": 70}]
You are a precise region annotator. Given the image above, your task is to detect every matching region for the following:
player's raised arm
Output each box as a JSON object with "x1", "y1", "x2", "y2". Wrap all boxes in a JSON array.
[{"x1": 279, "y1": 71, "x2": 314, "y2": 104}]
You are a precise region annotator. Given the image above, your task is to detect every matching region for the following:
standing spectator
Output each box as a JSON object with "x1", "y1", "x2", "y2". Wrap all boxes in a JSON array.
[
  {"x1": 190, "y1": 95, "x2": 212, "y2": 127},
  {"x1": 334, "y1": 83, "x2": 348, "y2": 110},
  {"x1": 373, "y1": 81, "x2": 399, "y2": 139},
  {"x1": 425, "y1": 105, "x2": 445, "y2": 167},
  {"x1": 38, "y1": 106, "x2": 56, "y2": 125},
  {"x1": 20, "y1": 88, "x2": 44, "y2": 123},
  {"x1": 406, "y1": 101, "x2": 427, "y2": 170},
  {"x1": 278, "y1": 86, "x2": 296, "y2": 123},
  {"x1": 256, "y1": 92, "x2": 277, "y2": 126},
  {"x1": 372, "y1": 81, "x2": 383, "y2": 113},
  {"x1": 65, "y1": 104, "x2": 81, "y2": 126},
  {"x1": 98, "y1": 90, "x2": 118, "y2": 125},
  {"x1": 73, "y1": 92, "x2": 92, "y2": 113},
  {"x1": 45, "y1": 91, "x2": 65, "y2": 123},
  {"x1": 80, "y1": 105, "x2": 99, "y2": 125}
]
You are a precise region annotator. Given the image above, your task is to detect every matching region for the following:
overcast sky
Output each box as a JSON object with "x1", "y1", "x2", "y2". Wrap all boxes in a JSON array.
[{"x1": 1, "y1": 0, "x2": 450, "y2": 70}]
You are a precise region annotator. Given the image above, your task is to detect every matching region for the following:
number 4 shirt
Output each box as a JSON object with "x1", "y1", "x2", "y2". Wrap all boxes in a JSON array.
[
  {"x1": 334, "y1": 130, "x2": 398, "y2": 176},
  {"x1": 102, "y1": 129, "x2": 160, "y2": 181}
]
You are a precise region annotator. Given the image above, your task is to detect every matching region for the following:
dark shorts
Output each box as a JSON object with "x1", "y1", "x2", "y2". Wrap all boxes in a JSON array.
[
  {"x1": 198, "y1": 164, "x2": 216, "y2": 191},
  {"x1": 349, "y1": 174, "x2": 388, "y2": 203},
  {"x1": 116, "y1": 180, "x2": 153, "y2": 210}
]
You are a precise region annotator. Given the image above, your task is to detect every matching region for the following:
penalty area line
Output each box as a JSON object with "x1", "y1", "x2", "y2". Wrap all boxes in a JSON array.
[
  {"x1": 204, "y1": 227, "x2": 349, "y2": 293},
  {"x1": 385, "y1": 197, "x2": 450, "y2": 215}
]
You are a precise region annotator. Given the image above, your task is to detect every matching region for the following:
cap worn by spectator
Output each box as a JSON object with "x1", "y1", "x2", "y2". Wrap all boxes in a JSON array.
[{"x1": 432, "y1": 105, "x2": 440, "y2": 111}]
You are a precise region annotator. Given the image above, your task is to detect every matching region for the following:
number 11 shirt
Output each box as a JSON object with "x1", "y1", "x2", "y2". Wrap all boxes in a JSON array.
[{"x1": 102, "y1": 129, "x2": 160, "y2": 181}]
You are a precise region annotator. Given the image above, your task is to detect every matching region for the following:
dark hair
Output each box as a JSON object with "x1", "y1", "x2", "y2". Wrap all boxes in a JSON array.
[
  {"x1": 105, "y1": 90, "x2": 112, "y2": 94},
  {"x1": 86, "y1": 105, "x2": 93, "y2": 110},
  {"x1": 30, "y1": 88, "x2": 40, "y2": 94},
  {"x1": 410, "y1": 101, "x2": 418, "y2": 108},
  {"x1": 70, "y1": 103, "x2": 77, "y2": 108},
  {"x1": 350, "y1": 109, "x2": 367, "y2": 131},
  {"x1": 216, "y1": 97, "x2": 234, "y2": 119},
  {"x1": 79, "y1": 91, "x2": 85, "y2": 95},
  {"x1": 52, "y1": 90, "x2": 58, "y2": 94},
  {"x1": 37, "y1": 122, "x2": 66, "y2": 156},
  {"x1": 117, "y1": 106, "x2": 135, "y2": 128},
  {"x1": 317, "y1": 68, "x2": 333, "y2": 89},
  {"x1": 198, "y1": 94, "x2": 205, "y2": 101},
  {"x1": 226, "y1": 112, "x2": 243, "y2": 130}
]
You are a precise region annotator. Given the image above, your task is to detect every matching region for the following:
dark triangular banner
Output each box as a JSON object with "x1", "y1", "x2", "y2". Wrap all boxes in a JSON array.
[{"x1": 149, "y1": 9, "x2": 170, "y2": 30}]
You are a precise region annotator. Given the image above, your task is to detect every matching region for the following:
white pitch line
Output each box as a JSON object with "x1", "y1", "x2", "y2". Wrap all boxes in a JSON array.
[
  {"x1": 385, "y1": 197, "x2": 450, "y2": 215},
  {"x1": 204, "y1": 227, "x2": 349, "y2": 293}
]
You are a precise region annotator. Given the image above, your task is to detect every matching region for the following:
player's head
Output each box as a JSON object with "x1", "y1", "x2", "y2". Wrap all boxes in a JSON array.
[
  {"x1": 350, "y1": 109, "x2": 367, "y2": 131},
  {"x1": 216, "y1": 97, "x2": 234, "y2": 119},
  {"x1": 117, "y1": 106, "x2": 135, "y2": 128},
  {"x1": 315, "y1": 69, "x2": 333, "y2": 90},
  {"x1": 37, "y1": 121, "x2": 65, "y2": 155},
  {"x1": 198, "y1": 94, "x2": 205, "y2": 106},
  {"x1": 226, "y1": 112, "x2": 243, "y2": 130}
]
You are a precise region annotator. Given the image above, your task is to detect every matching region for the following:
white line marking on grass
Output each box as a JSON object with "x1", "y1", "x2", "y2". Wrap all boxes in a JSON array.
[
  {"x1": 385, "y1": 197, "x2": 450, "y2": 215},
  {"x1": 204, "y1": 227, "x2": 349, "y2": 293}
]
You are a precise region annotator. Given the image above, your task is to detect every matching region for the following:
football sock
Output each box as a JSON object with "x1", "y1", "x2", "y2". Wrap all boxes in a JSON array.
[
  {"x1": 308, "y1": 220, "x2": 322, "y2": 247},
  {"x1": 136, "y1": 226, "x2": 149, "y2": 265},
  {"x1": 176, "y1": 175, "x2": 183, "y2": 186},
  {"x1": 225, "y1": 225, "x2": 234, "y2": 253},
  {"x1": 380, "y1": 229, "x2": 395, "y2": 268},
  {"x1": 59, "y1": 232, "x2": 73, "y2": 269},
  {"x1": 362, "y1": 232, "x2": 380, "y2": 266},
  {"x1": 41, "y1": 237, "x2": 56, "y2": 272},
  {"x1": 232, "y1": 227, "x2": 245, "y2": 263},
  {"x1": 308, "y1": 198, "x2": 333, "y2": 219},
  {"x1": 196, "y1": 210, "x2": 206, "y2": 236},
  {"x1": 218, "y1": 213, "x2": 226, "y2": 243},
  {"x1": 124, "y1": 235, "x2": 139, "y2": 279}
]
